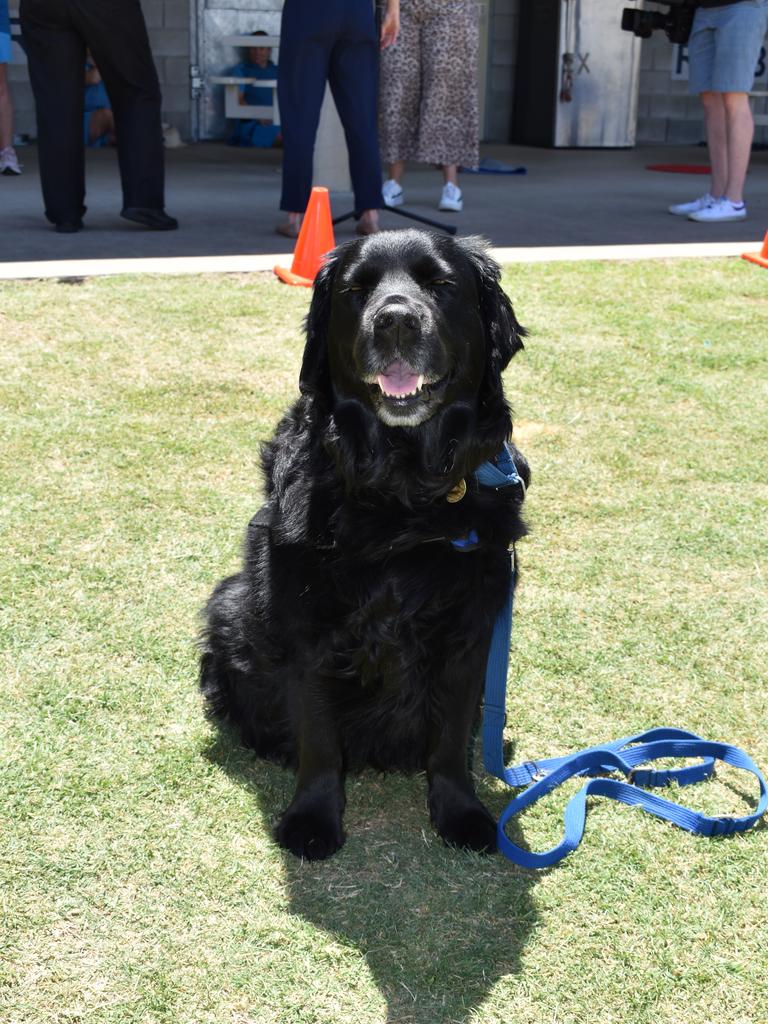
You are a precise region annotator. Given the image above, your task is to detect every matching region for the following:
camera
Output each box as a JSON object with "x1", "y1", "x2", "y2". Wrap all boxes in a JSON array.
[{"x1": 621, "y1": 0, "x2": 697, "y2": 45}]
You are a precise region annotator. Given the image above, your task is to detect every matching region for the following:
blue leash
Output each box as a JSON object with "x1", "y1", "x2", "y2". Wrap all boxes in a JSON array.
[{"x1": 474, "y1": 448, "x2": 768, "y2": 868}]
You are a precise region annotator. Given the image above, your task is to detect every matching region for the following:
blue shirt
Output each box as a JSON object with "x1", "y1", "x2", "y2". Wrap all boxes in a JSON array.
[{"x1": 229, "y1": 59, "x2": 278, "y2": 107}]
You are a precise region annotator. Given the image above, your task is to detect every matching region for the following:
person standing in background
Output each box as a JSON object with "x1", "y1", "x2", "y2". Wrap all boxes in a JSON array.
[
  {"x1": 276, "y1": 0, "x2": 400, "y2": 238},
  {"x1": 379, "y1": 0, "x2": 480, "y2": 213},
  {"x1": 0, "y1": 0, "x2": 21, "y2": 175},
  {"x1": 668, "y1": 0, "x2": 768, "y2": 222},
  {"x1": 20, "y1": 0, "x2": 177, "y2": 232}
]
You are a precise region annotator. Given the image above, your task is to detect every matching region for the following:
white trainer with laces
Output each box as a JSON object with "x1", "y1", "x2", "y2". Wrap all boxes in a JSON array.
[
  {"x1": 0, "y1": 147, "x2": 22, "y2": 176},
  {"x1": 668, "y1": 193, "x2": 715, "y2": 216},
  {"x1": 438, "y1": 182, "x2": 463, "y2": 212},
  {"x1": 382, "y1": 178, "x2": 404, "y2": 208},
  {"x1": 688, "y1": 197, "x2": 747, "y2": 223}
]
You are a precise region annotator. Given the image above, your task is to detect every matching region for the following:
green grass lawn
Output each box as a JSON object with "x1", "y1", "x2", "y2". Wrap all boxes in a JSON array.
[{"x1": 1, "y1": 258, "x2": 766, "y2": 1024}]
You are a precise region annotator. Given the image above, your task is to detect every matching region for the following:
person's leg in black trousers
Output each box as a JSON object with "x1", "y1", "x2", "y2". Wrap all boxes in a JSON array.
[
  {"x1": 20, "y1": 0, "x2": 87, "y2": 229},
  {"x1": 69, "y1": 0, "x2": 171, "y2": 223},
  {"x1": 20, "y1": 0, "x2": 176, "y2": 230}
]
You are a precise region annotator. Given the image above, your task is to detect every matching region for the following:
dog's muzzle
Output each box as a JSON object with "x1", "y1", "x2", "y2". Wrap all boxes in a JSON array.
[
  {"x1": 357, "y1": 295, "x2": 448, "y2": 426},
  {"x1": 372, "y1": 301, "x2": 421, "y2": 352}
]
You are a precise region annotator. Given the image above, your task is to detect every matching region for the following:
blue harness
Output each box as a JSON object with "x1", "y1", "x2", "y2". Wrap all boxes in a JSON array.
[{"x1": 470, "y1": 446, "x2": 768, "y2": 868}]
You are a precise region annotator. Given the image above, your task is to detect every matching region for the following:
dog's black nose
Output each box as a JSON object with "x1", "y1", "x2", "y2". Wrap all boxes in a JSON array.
[{"x1": 373, "y1": 302, "x2": 420, "y2": 344}]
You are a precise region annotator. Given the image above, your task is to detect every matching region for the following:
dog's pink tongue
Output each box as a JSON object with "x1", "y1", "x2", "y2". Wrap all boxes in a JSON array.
[{"x1": 377, "y1": 361, "x2": 421, "y2": 397}]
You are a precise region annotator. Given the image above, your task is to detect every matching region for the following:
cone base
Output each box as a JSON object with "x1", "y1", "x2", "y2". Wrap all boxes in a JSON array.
[
  {"x1": 274, "y1": 264, "x2": 314, "y2": 287},
  {"x1": 742, "y1": 231, "x2": 768, "y2": 268}
]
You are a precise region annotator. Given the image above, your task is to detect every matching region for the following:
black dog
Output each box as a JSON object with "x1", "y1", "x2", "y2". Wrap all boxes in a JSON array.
[{"x1": 200, "y1": 230, "x2": 529, "y2": 860}]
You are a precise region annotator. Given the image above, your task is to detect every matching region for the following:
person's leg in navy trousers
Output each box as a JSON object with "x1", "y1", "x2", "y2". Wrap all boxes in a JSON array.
[
  {"x1": 277, "y1": 0, "x2": 331, "y2": 216},
  {"x1": 328, "y1": 2, "x2": 382, "y2": 217},
  {"x1": 277, "y1": 0, "x2": 382, "y2": 233}
]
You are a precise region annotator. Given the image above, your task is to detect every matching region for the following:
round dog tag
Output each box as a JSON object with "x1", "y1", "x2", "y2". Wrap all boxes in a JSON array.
[{"x1": 446, "y1": 478, "x2": 467, "y2": 503}]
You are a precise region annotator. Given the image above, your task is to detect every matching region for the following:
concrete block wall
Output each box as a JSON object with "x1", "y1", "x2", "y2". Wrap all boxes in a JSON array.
[
  {"x1": 485, "y1": 0, "x2": 519, "y2": 142},
  {"x1": 637, "y1": 33, "x2": 707, "y2": 144},
  {"x1": 4, "y1": 1, "x2": 192, "y2": 143},
  {"x1": 134, "y1": 0, "x2": 193, "y2": 138}
]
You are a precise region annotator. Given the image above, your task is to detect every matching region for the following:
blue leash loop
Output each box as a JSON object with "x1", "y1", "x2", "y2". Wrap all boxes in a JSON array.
[
  {"x1": 475, "y1": 450, "x2": 768, "y2": 868},
  {"x1": 489, "y1": 726, "x2": 768, "y2": 868}
]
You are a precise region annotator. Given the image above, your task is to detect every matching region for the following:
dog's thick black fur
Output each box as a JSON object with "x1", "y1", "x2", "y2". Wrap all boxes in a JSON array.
[{"x1": 200, "y1": 230, "x2": 529, "y2": 861}]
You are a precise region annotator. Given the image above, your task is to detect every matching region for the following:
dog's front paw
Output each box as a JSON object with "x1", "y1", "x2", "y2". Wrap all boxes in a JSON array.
[
  {"x1": 429, "y1": 780, "x2": 498, "y2": 854},
  {"x1": 435, "y1": 806, "x2": 498, "y2": 853},
  {"x1": 274, "y1": 808, "x2": 346, "y2": 861}
]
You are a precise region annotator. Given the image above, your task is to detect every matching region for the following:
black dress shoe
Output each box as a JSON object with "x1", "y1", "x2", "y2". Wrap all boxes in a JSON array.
[
  {"x1": 55, "y1": 220, "x2": 84, "y2": 234},
  {"x1": 121, "y1": 207, "x2": 179, "y2": 230}
]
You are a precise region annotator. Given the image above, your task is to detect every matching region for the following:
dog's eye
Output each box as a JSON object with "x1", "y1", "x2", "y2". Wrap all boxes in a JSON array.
[
  {"x1": 430, "y1": 279, "x2": 453, "y2": 288},
  {"x1": 343, "y1": 285, "x2": 366, "y2": 294}
]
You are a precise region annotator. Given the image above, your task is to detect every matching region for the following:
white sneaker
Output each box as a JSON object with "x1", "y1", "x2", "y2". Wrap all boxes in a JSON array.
[
  {"x1": 382, "y1": 178, "x2": 404, "y2": 208},
  {"x1": 0, "y1": 147, "x2": 22, "y2": 176},
  {"x1": 688, "y1": 197, "x2": 747, "y2": 223},
  {"x1": 438, "y1": 182, "x2": 463, "y2": 212},
  {"x1": 668, "y1": 193, "x2": 715, "y2": 217}
]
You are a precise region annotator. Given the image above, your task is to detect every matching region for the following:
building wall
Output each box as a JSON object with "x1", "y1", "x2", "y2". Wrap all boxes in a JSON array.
[
  {"x1": 6, "y1": 0, "x2": 767, "y2": 148},
  {"x1": 486, "y1": 0, "x2": 520, "y2": 142},
  {"x1": 637, "y1": 34, "x2": 707, "y2": 144},
  {"x1": 143, "y1": 0, "x2": 193, "y2": 138}
]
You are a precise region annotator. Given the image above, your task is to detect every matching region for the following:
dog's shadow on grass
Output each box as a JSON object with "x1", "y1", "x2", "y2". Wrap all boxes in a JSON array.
[{"x1": 205, "y1": 734, "x2": 540, "y2": 1024}]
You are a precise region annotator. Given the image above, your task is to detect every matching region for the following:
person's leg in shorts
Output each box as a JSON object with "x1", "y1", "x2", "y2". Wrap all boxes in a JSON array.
[{"x1": 685, "y1": 1, "x2": 768, "y2": 219}]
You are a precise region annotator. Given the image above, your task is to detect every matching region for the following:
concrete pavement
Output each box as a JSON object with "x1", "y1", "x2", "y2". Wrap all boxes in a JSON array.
[{"x1": 0, "y1": 141, "x2": 765, "y2": 275}]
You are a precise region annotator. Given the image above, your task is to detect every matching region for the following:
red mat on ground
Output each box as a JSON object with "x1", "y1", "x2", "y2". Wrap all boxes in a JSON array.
[{"x1": 646, "y1": 164, "x2": 711, "y2": 174}]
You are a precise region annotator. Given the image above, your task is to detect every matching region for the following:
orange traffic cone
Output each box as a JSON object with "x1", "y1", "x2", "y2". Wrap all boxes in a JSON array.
[
  {"x1": 274, "y1": 187, "x2": 336, "y2": 287},
  {"x1": 742, "y1": 231, "x2": 768, "y2": 269}
]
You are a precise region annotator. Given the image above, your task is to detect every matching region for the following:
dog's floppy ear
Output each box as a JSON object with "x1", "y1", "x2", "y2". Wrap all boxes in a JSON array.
[
  {"x1": 298, "y1": 248, "x2": 341, "y2": 401},
  {"x1": 457, "y1": 236, "x2": 526, "y2": 376}
]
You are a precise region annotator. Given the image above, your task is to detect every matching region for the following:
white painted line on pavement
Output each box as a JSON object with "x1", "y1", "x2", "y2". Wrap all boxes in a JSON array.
[{"x1": 0, "y1": 241, "x2": 763, "y2": 280}]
